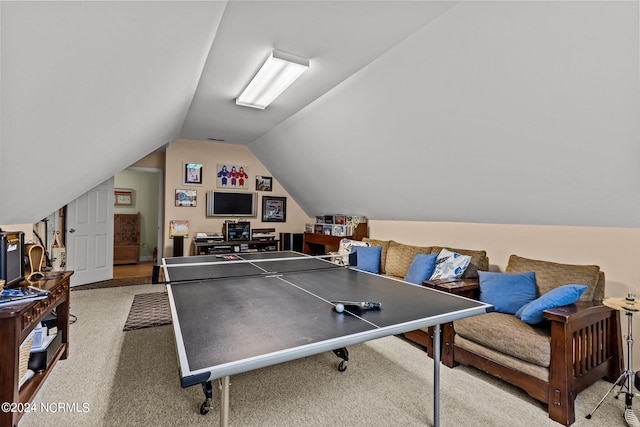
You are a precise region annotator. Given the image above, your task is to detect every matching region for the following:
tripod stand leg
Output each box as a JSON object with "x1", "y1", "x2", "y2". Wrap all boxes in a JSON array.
[{"x1": 586, "y1": 371, "x2": 628, "y2": 419}]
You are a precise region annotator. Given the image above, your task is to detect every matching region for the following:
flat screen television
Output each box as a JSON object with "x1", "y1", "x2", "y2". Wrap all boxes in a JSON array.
[{"x1": 206, "y1": 191, "x2": 257, "y2": 217}]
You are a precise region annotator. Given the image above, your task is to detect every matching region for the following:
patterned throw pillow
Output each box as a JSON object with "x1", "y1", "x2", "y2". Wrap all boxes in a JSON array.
[
  {"x1": 335, "y1": 239, "x2": 371, "y2": 265},
  {"x1": 429, "y1": 248, "x2": 472, "y2": 280}
]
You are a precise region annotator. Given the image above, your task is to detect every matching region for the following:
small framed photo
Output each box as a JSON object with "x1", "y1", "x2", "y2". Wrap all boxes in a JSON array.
[
  {"x1": 262, "y1": 196, "x2": 286, "y2": 222},
  {"x1": 169, "y1": 220, "x2": 189, "y2": 238},
  {"x1": 175, "y1": 189, "x2": 197, "y2": 207},
  {"x1": 114, "y1": 189, "x2": 133, "y2": 206},
  {"x1": 184, "y1": 163, "x2": 203, "y2": 185},
  {"x1": 256, "y1": 175, "x2": 272, "y2": 191}
]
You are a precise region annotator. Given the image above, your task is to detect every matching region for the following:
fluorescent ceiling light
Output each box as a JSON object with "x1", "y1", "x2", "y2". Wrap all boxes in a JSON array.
[{"x1": 236, "y1": 49, "x2": 309, "y2": 109}]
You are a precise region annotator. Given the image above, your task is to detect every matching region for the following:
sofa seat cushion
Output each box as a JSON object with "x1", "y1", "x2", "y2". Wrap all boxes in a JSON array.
[
  {"x1": 362, "y1": 238, "x2": 391, "y2": 274},
  {"x1": 454, "y1": 335, "x2": 549, "y2": 382},
  {"x1": 430, "y1": 246, "x2": 488, "y2": 279},
  {"x1": 454, "y1": 312, "x2": 551, "y2": 367},
  {"x1": 384, "y1": 241, "x2": 432, "y2": 278},
  {"x1": 505, "y1": 255, "x2": 600, "y2": 302}
]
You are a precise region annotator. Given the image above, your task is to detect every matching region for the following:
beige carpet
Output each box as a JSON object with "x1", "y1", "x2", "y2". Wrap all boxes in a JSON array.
[{"x1": 21, "y1": 284, "x2": 635, "y2": 426}]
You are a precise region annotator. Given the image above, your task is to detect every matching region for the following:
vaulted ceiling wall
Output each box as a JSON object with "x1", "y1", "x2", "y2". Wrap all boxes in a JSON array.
[
  {"x1": 1, "y1": 1, "x2": 638, "y2": 228},
  {"x1": 250, "y1": 1, "x2": 640, "y2": 227},
  {"x1": 0, "y1": 1, "x2": 226, "y2": 223}
]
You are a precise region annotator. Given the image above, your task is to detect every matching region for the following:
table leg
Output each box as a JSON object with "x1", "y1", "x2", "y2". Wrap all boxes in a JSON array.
[
  {"x1": 220, "y1": 376, "x2": 230, "y2": 427},
  {"x1": 433, "y1": 323, "x2": 441, "y2": 427}
]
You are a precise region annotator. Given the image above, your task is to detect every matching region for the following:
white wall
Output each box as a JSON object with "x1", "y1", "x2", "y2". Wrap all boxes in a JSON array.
[
  {"x1": 163, "y1": 139, "x2": 309, "y2": 256},
  {"x1": 251, "y1": 1, "x2": 640, "y2": 228},
  {"x1": 0, "y1": 1, "x2": 225, "y2": 224}
]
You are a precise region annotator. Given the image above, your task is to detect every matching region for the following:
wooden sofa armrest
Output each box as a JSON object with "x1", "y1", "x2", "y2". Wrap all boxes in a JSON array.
[
  {"x1": 543, "y1": 301, "x2": 613, "y2": 325},
  {"x1": 543, "y1": 300, "x2": 623, "y2": 425}
]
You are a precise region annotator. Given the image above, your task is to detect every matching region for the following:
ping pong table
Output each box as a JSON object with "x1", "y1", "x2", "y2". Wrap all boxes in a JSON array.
[{"x1": 162, "y1": 251, "x2": 492, "y2": 426}]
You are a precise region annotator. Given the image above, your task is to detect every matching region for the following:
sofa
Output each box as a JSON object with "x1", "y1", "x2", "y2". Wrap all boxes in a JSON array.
[
  {"x1": 344, "y1": 239, "x2": 623, "y2": 426},
  {"x1": 450, "y1": 255, "x2": 623, "y2": 426},
  {"x1": 349, "y1": 238, "x2": 489, "y2": 352}
]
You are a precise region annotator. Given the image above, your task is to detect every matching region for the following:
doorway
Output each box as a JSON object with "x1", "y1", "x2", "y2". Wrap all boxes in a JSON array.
[{"x1": 114, "y1": 167, "x2": 163, "y2": 274}]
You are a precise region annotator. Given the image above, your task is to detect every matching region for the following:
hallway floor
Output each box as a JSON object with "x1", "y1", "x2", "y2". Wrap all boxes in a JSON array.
[{"x1": 113, "y1": 262, "x2": 154, "y2": 280}]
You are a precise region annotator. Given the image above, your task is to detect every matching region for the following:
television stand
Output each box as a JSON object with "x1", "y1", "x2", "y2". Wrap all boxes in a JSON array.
[{"x1": 193, "y1": 239, "x2": 279, "y2": 255}]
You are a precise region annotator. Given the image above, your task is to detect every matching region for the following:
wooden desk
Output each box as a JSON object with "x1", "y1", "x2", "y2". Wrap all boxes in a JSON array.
[
  {"x1": 0, "y1": 271, "x2": 72, "y2": 426},
  {"x1": 302, "y1": 223, "x2": 368, "y2": 255}
]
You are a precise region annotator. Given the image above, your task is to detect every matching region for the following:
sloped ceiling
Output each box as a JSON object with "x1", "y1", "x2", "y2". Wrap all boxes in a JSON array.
[{"x1": 1, "y1": 1, "x2": 639, "y2": 228}]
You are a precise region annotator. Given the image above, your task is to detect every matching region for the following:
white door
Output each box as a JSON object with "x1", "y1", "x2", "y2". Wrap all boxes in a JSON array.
[{"x1": 66, "y1": 178, "x2": 114, "y2": 286}]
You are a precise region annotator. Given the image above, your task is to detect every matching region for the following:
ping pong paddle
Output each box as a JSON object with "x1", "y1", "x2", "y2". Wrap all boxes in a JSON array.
[{"x1": 331, "y1": 300, "x2": 382, "y2": 310}]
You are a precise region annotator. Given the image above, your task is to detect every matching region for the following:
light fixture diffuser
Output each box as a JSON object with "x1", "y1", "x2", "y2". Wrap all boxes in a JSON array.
[{"x1": 236, "y1": 49, "x2": 309, "y2": 109}]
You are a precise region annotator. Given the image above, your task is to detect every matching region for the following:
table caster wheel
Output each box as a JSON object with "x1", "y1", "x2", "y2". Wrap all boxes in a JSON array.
[{"x1": 200, "y1": 401, "x2": 210, "y2": 415}]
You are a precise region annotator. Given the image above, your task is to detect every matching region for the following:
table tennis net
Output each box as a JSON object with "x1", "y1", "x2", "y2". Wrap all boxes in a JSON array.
[{"x1": 163, "y1": 255, "x2": 343, "y2": 284}]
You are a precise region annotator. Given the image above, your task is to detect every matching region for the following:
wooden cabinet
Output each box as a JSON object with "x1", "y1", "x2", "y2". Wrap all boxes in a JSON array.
[
  {"x1": 0, "y1": 272, "x2": 72, "y2": 427},
  {"x1": 114, "y1": 213, "x2": 140, "y2": 265},
  {"x1": 302, "y1": 222, "x2": 368, "y2": 255}
]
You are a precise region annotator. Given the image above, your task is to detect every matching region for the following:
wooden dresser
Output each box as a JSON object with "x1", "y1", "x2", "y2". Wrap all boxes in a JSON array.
[
  {"x1": 0, "y1": 272, "x2": 72, "y2": 426},
  {"x1": 114, "y1": 213, "x2": 140, "y2": 265}
]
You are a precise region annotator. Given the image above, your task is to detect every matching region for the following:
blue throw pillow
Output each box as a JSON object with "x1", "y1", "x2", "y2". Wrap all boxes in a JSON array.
[
  {"x1": 517, "y1": 284, "x2": 588, "y2": 324},
  {"x1": 404, "y1": 254, "x2": 438, "y2": 285},
  {"x1": 478, "y1": 271, "x2": 537, "y2": 315},
  {"x1": 352, "y1": 246, "x2": 382, "y2": 274}
]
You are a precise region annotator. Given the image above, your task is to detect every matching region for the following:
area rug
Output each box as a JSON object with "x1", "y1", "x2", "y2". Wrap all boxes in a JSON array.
[
  {"x1": 122, "y1": 292, "x2": 172, "y2": 331},
  {"x1": 74, "y1": 276, "x2": 152, "y2": 291}
]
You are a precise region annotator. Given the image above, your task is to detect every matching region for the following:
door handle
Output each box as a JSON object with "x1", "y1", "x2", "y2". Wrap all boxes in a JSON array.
[{"x1": 69, "y1": 228, "x2": 76, "y2": 233}]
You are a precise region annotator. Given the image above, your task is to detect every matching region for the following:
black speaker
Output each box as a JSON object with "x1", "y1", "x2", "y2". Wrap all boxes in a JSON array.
[
  {"x1": 0, "y1": 231, "x2": 25, "y2": 287},
  {"x1": 173, "y1": 235, "x2": 184, "y2": 257},
  {"x1": 152, "y1": 265, "x2": 161, "y2": 284},
  {"x1": 280, "y1": 233, "x2": 303, "y2": 252}
]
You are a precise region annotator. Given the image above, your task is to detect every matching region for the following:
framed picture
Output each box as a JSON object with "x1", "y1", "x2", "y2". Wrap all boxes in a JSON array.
[
  {"x1": 216, "y1": 164, "x2": 249, "y2": 188},
  {"x1": 256, "y1": 175, "x2": 272, "y2": 191},
  {"x1": 175, "y1": 189, "x2": 197, "y2": 207},
  {"x1": 114, "y1": 189, "x2": 133, "y2": 206},
  {"x1": 169, "y1": 220, "x2": 189, "y2": 238},
  {"x1": 262, "y1": 196, "x2": 286, "y2": 222},
  {"x1": 184, "y1": 163, "x2": 203, "y2": 185}
]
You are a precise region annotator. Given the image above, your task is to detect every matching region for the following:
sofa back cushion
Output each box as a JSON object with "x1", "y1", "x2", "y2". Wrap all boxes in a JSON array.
[
  {"x1": 430, "y1": 246, "x2": 488, "y2": 279},
  {"x1": 505, "y1": 255, "x2": 600, "y2": 302},
  {"x1": 384, "y1": 241, "x2": 432, "y2": 278},
  {"x1": 362, "y1": 238, "x2": 391, "y2": 274}
]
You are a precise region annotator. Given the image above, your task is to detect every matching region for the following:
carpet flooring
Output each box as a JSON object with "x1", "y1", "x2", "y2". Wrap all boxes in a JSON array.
[
  {"x1": 20, "y1": 284, "x2": 637, "y2": 426},
  {"x1": 122, "y1": 292, "x2": 171, "y2": 331}
]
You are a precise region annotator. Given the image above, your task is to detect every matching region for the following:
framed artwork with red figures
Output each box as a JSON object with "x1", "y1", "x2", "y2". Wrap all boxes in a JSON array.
[{"x1": 217, "y1": 164, "x2": 249, "y2": 189}]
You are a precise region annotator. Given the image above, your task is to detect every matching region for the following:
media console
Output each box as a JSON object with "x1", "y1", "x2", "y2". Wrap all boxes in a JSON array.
[{"x1": 193, "y1": 239, "x2": 279, "y2": 255}]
